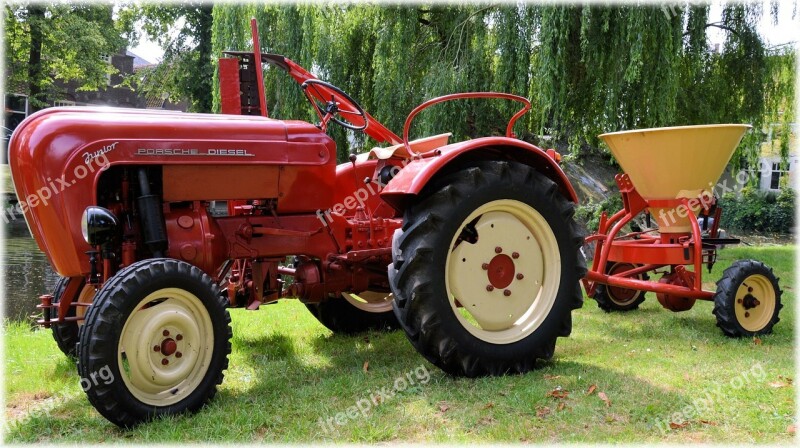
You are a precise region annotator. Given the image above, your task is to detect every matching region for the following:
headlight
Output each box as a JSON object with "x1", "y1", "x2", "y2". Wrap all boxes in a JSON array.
[{"x1": 81, "y1": 206, "x2": 119, "y2": 246}]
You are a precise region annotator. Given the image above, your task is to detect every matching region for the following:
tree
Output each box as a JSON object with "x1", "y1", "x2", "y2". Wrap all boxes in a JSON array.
[
  {"x1": 208, "y1": 3, "x2": 794, "y2": 167},
  {"x1": 4, "y1": 3, "x2": 126, "y2": 110},
  {"x1": 119, "y1": 2, "x2": 214, "y2": 112}
]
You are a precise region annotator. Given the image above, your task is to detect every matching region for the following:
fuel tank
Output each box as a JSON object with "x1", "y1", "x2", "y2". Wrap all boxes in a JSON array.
[{"x1": 8, "y1": 106, "x2": 336, "y2": 276}]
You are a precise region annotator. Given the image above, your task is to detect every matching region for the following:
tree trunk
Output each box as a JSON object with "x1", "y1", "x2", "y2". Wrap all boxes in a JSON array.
[
  {"x1": 27, "y1": 5, "x2": 46, "y2": 111},
  {"x1": 193, "y1": 5, "x2": 214, "y2": 113}
]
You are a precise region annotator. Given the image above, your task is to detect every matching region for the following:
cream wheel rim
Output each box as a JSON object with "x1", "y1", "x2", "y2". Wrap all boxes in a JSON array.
[
  {"x1": 341, "y1": 291, "x2": 394, "y2": 313},
  {"x1": 118, "y1": 288, "x2": 214, "y2": 406},
  {"x1": 445, "y1": 199, "x2": 561, "y2": 344},
  {"x1": 76, "y1": 284, "x2": 96, "y2": 326},
  {"x1": 734, "y1": 274, "x2": 776, "y2": 332}
]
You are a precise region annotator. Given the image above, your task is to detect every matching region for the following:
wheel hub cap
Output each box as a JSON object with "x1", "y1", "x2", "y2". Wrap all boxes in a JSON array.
[
  {"x1": 487, "y1": 254, "x2": 515, "y2": 289},
  {"x1": 161, "y1": 338, "x2": 178, "y2": 356}
]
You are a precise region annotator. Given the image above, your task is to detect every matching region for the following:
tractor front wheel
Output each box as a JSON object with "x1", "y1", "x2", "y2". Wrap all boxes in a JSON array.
[
  {"x1": 712, "y1": 259, "x2": 782, "y2": 337},
  {"x1": 306, "y1": 292, "x2": 398, "y2": 334},
  {"x1": 77, "y1": 259, "x2": 232, "y2": 427},
  {"x1": 390, "y1": 161, "x2": 585, "y2": 377},
  {"x1": 51, "y1": 277, "x2": 96, "y2": 357}
]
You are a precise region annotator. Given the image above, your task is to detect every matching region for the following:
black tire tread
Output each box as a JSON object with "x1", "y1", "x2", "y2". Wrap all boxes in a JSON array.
[
  {"x1": 712, "y1": 259, "x2": 782, "y2": 337},
  {"x1": 51, "y1": 277, "x2": 80, "y2": 357}
]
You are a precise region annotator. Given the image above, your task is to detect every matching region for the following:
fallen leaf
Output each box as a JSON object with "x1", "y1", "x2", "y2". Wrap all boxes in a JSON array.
[
  {"x1": 598, "y1": 391, "x2": 611, "y2": 407},
  {"x1": 483, "y1": 402, "x2": 494, "y2": 409},
  {"x1": 769, "y1": 381, "x2": 789, "y2": 388},
  {"x1": 787, "y1": 424, "x2": 796, "y2": 434},
  {"x1": 536, "y1": 406, "x2": 551, "y2": 418},
  {"x1": 547, "y1": 387, "x2": 569, "y2": 399},
  {"x1": 362, "y1": 361, "x2": 369, "y2": 372},
  {"x1": 438, "y1": 402, "x2": 450, "y2": 413},
  {"x1": 778, "y1": 375, "x2": 793, "y2": 385},
  {"x1": 669, "y1": 421, "x2": 688, "y2": 430},
  {"x1": 699, "y1": 419, "x2": 717, "y2": 426},
  {"x1": 557, "y1": 402, "x2": 566, "y2": 411},
  {"x1": 586, "y1": 384, "x2": 597, "y2": 395},
  {"x1": 543, "y1": 374, "x2": 561, "y2": 380},
  {"x1": 753, "y1": 336, "x2": 763, "y2": 345}
]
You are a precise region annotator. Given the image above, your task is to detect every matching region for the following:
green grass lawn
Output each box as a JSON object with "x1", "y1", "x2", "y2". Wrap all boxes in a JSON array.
[{"x1": 3, "y1": 246, "x2": 795, "y2": 443}]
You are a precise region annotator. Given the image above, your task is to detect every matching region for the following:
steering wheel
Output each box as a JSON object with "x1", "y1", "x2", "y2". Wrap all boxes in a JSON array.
[{"x1": 301, "y1": 79, "x2": 368, "y2": 131}]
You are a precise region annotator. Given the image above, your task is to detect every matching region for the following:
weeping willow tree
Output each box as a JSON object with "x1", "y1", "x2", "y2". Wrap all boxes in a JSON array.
[{"x1": 210, "y1": 2, "x2": 796, "y2": 169}]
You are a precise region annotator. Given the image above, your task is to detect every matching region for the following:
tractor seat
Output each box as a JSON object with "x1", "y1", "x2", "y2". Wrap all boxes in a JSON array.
[{"x1": 368, "y1": 133, "x2": 452, "y2": 160}]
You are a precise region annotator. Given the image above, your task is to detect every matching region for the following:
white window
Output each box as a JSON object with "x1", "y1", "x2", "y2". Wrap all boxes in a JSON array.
[
  {"x1": 769, "y1": 162, "x2": 787, "y2": 190},
  {"x1": 53, "y1": 100, "x2": 76, "y2": 107}
]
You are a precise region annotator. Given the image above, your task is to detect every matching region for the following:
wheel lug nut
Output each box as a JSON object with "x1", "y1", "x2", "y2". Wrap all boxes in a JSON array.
[
  {"x1": 516, "y1": 273, "x2": 524, "y2": 280},
  {"x1": 504, "y1": 289, "x2": 512, "y2": 296},
  {"x1": 482, "y1": 263, "x2": 489, "y2": 270},
  {"x1": 495, "y1": 247, "x2": 502, "y2": 254},
  {"x1": 512, "y1": 252, "x2": 519, "y2": 259},
  {"x1": 748, "y1": 287, "x2": 753, "y2": 292},
  {"x1": 486, "y1": 285, "x2": 494, "y2": 291},
  {"x1": 737, "y1": 299, "x2": 743, "y2": 304},
  {"x1": 162, "y1": 359, "x2": 169, "y2": 365},
  {"x1": 176, "y1": 352, "x2": 182, "y2": 358},
  {"x1": 176, "y1": 334, "x2": 183, "y2": 341},
  {"x1": 163, "y1": 329, "x2": 170, "y2": 337},
  {"x1": 745, "y1": 312, "x2": 750, "y2": 318},
  {"x1": 153, "y1": 345, "x2": 160, "y2": 352}
]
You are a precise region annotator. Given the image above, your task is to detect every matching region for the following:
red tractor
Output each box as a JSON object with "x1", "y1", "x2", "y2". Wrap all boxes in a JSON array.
[{"x1": 9, "y1": 20, "x2": 583, "y2": 427}]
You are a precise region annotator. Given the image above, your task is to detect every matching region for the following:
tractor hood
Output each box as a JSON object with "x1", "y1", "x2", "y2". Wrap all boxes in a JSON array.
[{"x1": 8, "y1": 106, "x2": 334, "y2": 276}]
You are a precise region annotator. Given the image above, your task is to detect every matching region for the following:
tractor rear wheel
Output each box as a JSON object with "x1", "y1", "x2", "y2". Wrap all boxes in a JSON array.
[
  {"x1": 593, "y1": 263, "x2": 648, "y2": 312},
  {"x1": 389, "y1": 161, "x2": 585, "y2": 377},
  {"x1": 712, "y1": 259, "x2": 782, "y2": 337},
  {"x1": 306, "y1": 292, "x2": 398, "y2": 334},
  {"x1": 51, "y1": 277, "x2": 96, "y2": 357},
  {"x1": 77, "y1": 259, "x2": 232, "y2": 427}
]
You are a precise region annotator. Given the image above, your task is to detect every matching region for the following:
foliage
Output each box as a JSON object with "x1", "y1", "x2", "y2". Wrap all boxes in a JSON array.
[
  {"x1": 719, "y1": 186, "x2": 795, "y2": 233},
  {"x1": 3, "y1": 3, "x2": 126, "y2": 109},
  {"x1": 574, "y1": 194, "x2": 624, "y2": 232},
  {"x1": 209, "y1": 3, "x2": 794, "y2": 166},
  {"x1": 117, "y1": 2, "x2": 214, "y2": 112}
]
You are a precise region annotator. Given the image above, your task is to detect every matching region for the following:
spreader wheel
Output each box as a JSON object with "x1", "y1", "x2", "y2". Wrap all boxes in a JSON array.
[
  {"x1": 593, "y1": 263, "x2": 648, "y2": 312},
  {"x1": 305, "y1": 291, "x2": 398, "y2": 334},
  {"x1": 51, "y1": 277, "x2": 96, "y2": 357},
  {"x1": 77, "y1": 259, "x2": 231, "y2": 427},
  {"x1": 712, "y1": 259, "x2": 782, "y2": 337},
  {"x1": 390, "y1": 161, "x2": 585, "y2": 377}
]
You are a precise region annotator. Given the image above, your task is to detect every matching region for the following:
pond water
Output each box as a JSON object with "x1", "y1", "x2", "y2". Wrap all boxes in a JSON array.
[{"x1": 3, "y1": 220, "x2": 59, "y2": 321}]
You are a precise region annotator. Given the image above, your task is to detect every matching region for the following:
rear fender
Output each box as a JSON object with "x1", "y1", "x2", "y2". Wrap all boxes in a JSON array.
[{"x1": 380, "y1": 137, "x2": 577, "y2": 213}]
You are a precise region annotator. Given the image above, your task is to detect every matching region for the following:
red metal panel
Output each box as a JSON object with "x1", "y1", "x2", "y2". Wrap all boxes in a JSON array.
[
  {"x1": 250, "y1": 18, "x2": 268, "y2": 117},
  {"x1": 219, "y1": 58, "x2": 242, "y2": 115}
]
